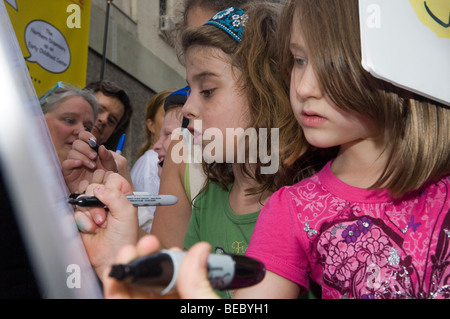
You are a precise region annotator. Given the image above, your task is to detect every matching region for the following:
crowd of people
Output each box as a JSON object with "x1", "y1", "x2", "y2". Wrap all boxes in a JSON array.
[{"x1": 6, "y1": 0, "x2": 450, "y2": 299}]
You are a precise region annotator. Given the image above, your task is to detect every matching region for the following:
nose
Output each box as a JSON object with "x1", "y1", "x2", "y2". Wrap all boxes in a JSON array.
[
  {"x1": 292, "y1": 63, "x2": 322, "y2": 100},
  {"x1": 153, "y1": 135, "x2": 163, "y2": 154},
  {"x1": 181, "y1": 95, "x2": 198, "y2": 120},
  {"x1": 96, "y1": 112, "x2": 107, "y2": 125},
  {"x1": 73, "y1": 123, "x2": 86, "y2": 136}
]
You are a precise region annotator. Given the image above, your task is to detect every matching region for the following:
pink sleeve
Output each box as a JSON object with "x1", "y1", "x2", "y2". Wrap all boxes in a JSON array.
[{"x1": 245, "y1": 187, "x2": 310, "y2": 289}]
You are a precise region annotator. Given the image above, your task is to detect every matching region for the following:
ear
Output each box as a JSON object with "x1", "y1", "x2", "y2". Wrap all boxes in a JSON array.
[{"x1": 146, "y1": 119, "x2": 156, "y2": 134}]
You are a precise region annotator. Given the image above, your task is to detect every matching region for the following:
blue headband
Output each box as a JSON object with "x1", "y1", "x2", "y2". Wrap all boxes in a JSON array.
[
  {"x1": 164, "y1": 86, "x2": 190, "y2": 111},
  {"x1": 204, "y1": 7, "x2": 248, "y2": 43},
  {"x1": 164, "y1": 86, "x2": 190, "y2": 128}
]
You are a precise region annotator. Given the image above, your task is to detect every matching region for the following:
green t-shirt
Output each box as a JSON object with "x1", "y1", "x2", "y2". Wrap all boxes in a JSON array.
[{"x1": 183, "y1": 182, "x2": 260, "y2": 298}]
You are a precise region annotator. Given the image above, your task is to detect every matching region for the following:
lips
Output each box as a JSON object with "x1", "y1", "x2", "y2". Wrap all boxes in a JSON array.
[
  {"x1": 300, "y1": 110, "x2": 327, "y2": 127},
  {"x1": 188, "y1": 126, "x2": 203, "y2": 145},
  {"x1": 66, "y1": 139, "x2": 76, "y2": 147}
]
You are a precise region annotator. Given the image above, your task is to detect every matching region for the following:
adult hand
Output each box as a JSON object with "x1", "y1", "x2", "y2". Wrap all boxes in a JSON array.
[
  {"x1": 62, "y1": 131, "x2": 117, "y2": 193},
  {"x1": 110, "y1": 151, "x2": 134, "y2": 190},
  {"x1": 102, "y1": 235, "x2": 180, "y2": 299},
  {"x1": 177, "y1": 242, "x2": 220, "y2": 299},
  {"x1": 73, "y1": 173, "x2": 138, "y2": 278},
  {"x1": 102, "y1": 235, "x2": 219, "y2": 299}
]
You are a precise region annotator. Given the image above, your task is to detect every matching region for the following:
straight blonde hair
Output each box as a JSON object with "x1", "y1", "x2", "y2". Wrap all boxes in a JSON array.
[{"x1": 136, "y1": 89, "x2": 174, "y2": 160}]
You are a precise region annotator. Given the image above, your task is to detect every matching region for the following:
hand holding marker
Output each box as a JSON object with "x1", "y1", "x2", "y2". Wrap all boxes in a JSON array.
[
  {"x1": 88, "y1": 133, "x2": 125, "y2": 154},
  {"x1": 69, "y1": 193, "x2": 178, "y2": 207},
  {"x1": 88, "y1": 137, "x2": 100, "y2": 153},
  {"x1": 109, "y1": 250, "x2": 266, "y2": 295},
  {"x1": 83, "y1": 134, "x2": 178, "y2": 207}
]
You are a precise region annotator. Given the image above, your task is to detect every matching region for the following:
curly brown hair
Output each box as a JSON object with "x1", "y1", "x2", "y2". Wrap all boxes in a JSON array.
[{"x1": 180, "y1": 1, "x2": 322, "y2": 197}]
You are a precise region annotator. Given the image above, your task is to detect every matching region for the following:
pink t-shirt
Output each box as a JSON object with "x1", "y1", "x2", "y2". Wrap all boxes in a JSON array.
[{"x1": 246, "y1": 161, "x2": 450, "y2": 299}]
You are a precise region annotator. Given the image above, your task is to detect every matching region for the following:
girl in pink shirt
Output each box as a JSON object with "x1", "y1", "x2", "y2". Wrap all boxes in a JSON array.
[{"x1": 242, "y1": 0, "x2": 450, "y2": 299}]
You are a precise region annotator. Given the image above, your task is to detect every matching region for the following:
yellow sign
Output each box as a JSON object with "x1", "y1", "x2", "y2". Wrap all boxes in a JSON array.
[
  {"x1": 410, "y1": 0, "x2": 450, "y2": 38},
  {"x1": 5, "y1": 0, "x2": 91, "y2": 97}
]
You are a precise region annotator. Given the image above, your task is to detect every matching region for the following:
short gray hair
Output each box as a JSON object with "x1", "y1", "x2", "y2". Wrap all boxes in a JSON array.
[{"x1": 40, "y1": 86, "x2": 99, "y2": 121}]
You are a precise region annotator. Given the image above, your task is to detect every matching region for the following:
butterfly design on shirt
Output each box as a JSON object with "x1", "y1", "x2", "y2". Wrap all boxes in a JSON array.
[
  {"x1": 401, "y1": 215, "x2": 422, "y2": 234},
  {"x1": 304, "y1": 222, "x2": 318, "y2": 237}
]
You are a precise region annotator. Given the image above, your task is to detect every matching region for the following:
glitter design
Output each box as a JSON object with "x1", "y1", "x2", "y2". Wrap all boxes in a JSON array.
[
  {"x1": 205, "y1": 7, "x2": 248, "y2": 43},
  {"x1": 388, "y1": 247, "x2": 400, "y2": 266},
  {"x1": 304, "y1": 222, "x2": 318, "y2": 237},
  {"x1": 331, "y1": 224, "x2": 347, "y2": 238}
]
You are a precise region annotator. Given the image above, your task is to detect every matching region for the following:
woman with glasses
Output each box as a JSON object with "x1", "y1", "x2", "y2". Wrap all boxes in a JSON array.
[{"x1": 40, "y1": 82, "x2": 99, "y2": 165}]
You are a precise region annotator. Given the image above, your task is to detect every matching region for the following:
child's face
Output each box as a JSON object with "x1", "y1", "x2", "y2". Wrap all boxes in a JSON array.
[
  {"x1": 183, "y1": 45, "x2": 250, "y2": 163},
  {"x1": 288, "y1": 15, "x2": 378, "y2": 150},
  {"x1": 153, "y1": 109, "x2": 182, "y2": 168}
]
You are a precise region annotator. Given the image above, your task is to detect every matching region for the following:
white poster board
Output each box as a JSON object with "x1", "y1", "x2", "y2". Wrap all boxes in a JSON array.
[
  {"x1": 359, "y1": 0, "x2": 450, "y2": 106},
  {"x1": 0, "y1": 1, "x2": 102, "y2": 299}
]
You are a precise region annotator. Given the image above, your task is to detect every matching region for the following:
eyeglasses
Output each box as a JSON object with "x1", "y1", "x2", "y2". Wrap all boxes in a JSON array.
[{"x1": 39, "y1": 81, "x2": 80, "y2": 103}]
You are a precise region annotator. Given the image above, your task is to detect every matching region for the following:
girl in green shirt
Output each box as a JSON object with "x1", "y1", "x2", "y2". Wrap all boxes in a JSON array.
[{"x1": 180, "y1": 3, "x2": 328, "y2": 298}]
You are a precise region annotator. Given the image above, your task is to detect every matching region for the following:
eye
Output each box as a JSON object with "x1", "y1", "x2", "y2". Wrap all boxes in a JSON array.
[
  {"x1": 107, "y1": 116, "x2": 118, "y2": 126},
  {"x1": 200, "y1": 89, "x2": 215, "y2": 98},
  {"x1": 294, "y1": 57, "x2": 307, "y2": 67},
  {"x1": 64, "y1": 118, "x2": 75, "y2": 125}
]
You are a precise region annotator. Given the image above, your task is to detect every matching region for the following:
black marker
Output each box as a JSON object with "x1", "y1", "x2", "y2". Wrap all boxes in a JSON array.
[
  {"x1": 88, "y1": 138, "x2": 100, "y2": 152},
  {"x1": 109, "y1": 250, "x2": 266, "y2": 295},
  {"x1": 69, "y1": 194, "x2": 178, "y2": 207}
]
